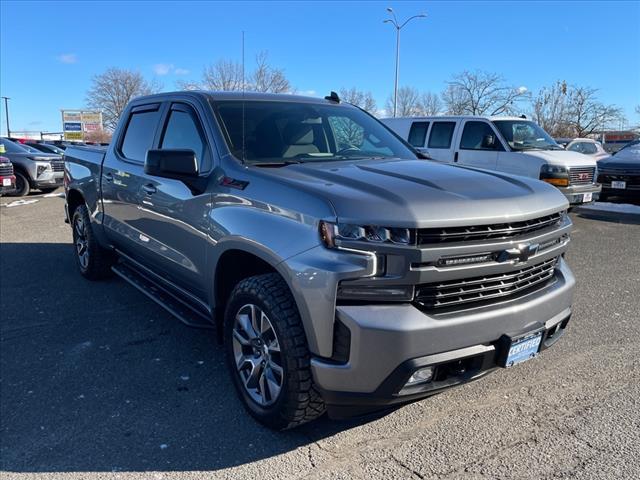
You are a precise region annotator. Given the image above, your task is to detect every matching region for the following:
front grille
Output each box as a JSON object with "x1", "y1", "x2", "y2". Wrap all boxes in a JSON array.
[
  {"x1": 417, "y1": 212, "x2": 563, "y2": 245},
  {"x1": 51, "y1": 161, "x2": 64, "y2": 172},
  {"x1": 0, "y1": 163, "x2": 13, "y2": 176},
  {"x1": 415, "y1": 257, "x2": 559, "y2": 310},
  {"x1": 598, "y1": 170, "x2": 640, "y2": 187},
  {"x1": 569, "y1": 166, "x2": 595, "y2": 185}
]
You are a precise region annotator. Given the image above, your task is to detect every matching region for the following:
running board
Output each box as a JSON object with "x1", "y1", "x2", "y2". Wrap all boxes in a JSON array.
[{"x1": 112, "y1": 263, "x2": 215, "y2": 330}]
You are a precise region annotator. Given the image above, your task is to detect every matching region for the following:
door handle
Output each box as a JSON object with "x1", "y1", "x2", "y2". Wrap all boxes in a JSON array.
[
  {"x1": 454, "y1": 152, "x2": 459, "y2": 163},
  {"x1": 103, "y1": 172, "x2": 113, "y2": 182},
  {"x1": 142, "y1": 184, "x2": 157, "y2": 195}
]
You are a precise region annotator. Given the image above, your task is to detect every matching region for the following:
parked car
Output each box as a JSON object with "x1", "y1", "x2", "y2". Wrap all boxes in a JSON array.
[
  {"x1": 597, "y1": 139, "x2": 640, "y2": 201},
  {"x1": 64, "y1": 91, "x2": 574, "y2": 430},
  {"x1": 25, "y1": 141, "x2": 66, "y2": 155},
  {"x1": 0, "y1": 145, "x2": 17, "y2": 195},
  {"x1": 0, "y1": 138, "x2": 64, "y2": 196},
  {"x1": 566, "y1": 138, "x2": 610, "y2": 161},
  {"x1": 382, "y1": 116, "x2": 601, "y2": 205}
]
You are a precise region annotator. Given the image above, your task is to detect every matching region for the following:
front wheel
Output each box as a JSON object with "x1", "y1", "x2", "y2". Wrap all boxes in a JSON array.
[
  {"x1": 11, "y1": 171, "x2": 30, "y2": 197},
  {"x1": 72, "y1": 205, "x2": 115, "y2": 280},
  {"x1": 224, "y1": 273, "x2": 325, "y2": 430}
]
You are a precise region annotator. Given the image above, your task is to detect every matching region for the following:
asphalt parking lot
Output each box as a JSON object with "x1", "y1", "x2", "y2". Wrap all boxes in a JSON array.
[{"x1": 1, "y1": 191, "x2": 639, "y2": 480}]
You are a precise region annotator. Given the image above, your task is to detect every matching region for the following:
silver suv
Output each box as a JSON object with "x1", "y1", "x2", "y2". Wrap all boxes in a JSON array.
[{"x1": 64, "y1": 92, "x2": 574, "y2": 429}]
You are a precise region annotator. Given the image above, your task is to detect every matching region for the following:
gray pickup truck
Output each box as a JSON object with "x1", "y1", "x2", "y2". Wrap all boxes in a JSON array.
[{"x1": 64, "y1": 91, "x2": 575, "y2": 429}]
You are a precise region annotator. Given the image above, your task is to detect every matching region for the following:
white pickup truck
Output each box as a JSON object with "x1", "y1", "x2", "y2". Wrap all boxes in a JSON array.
[{"x1": 382, "y1": 116, "x2": 601, "y2": 205}]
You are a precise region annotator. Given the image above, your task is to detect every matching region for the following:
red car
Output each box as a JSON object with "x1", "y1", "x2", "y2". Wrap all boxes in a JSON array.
[{"x1": 0, "y1": 151, "x2": 17, "y2": 195}]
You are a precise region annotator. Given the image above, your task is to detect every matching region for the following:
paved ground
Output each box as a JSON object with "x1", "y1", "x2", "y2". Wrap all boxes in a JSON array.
[{"x1": 1, "y1": 191, "x2": 639, "y2": 479}]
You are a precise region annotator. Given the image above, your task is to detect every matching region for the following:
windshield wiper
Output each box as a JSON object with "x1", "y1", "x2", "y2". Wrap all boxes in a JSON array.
[{"x1": 250, "y1": 160, "x2": 302, "y2": 167}]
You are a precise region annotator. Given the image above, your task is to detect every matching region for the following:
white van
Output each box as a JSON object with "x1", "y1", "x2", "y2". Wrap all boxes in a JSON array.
[{"x1": 382, "y1": 116, "x2": 601, "y2": 205}]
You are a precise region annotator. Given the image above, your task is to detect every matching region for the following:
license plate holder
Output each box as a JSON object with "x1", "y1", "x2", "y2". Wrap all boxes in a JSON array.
[
  {"x1": 582, "y1": 192, "x2": 593, "y2": 202},
  {"x1": 2, "y1": 178, "x2": 11, "y2": 186},
  {"x1": 611, "y1": 180, "x2": 626, "y2": 189},
  {"x1": 498, "y1": 331, "x2": 543, "y2": 368}
]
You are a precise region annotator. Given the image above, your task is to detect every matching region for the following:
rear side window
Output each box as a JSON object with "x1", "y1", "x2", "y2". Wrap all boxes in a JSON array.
[
  {"x1": 428, "y1": 122, "x2": 456, "y2": 149},
  {"x1": 121, "y1": 109, "x2": 161, "y2": 162},
  {"x1": 460, "y1": 121, "x2": 500, "y2": 150},
  {"x1": 161, "y1": 109, "x2": 209, "y2": 171},
  {"x1": 408, "y1": 122, "x2": 429, "y2": 147}
]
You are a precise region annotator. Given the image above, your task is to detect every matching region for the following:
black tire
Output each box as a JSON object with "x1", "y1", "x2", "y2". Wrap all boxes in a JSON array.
[
  {"x1": 71, "y1": 204, "x2": 115, "y2": 280},
  {"x1": 11, "y1": 171, "x2": 30, "y2": 197},
  {"x1": 224, "y1": 273, "x2": 325, "y2": 430}
]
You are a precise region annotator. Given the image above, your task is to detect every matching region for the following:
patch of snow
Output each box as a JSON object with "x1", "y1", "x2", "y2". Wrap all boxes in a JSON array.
[{"x1": 580, "y1": 201, "x2": 640, "y2": 215}]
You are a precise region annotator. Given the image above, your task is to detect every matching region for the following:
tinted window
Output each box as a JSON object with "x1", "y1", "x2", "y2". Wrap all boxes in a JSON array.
[
  {"x1": 212, "y1": 100, "x2": 415, "y2": 163},
  {"x1": 428, "y1": 122, "x2": 456, "y2": 149},
  {"x1": 0, "y1": 138, "x2": 30, "y2": 153},
  {"x1": 460, "y1": 121, "x2": 500, "y2": 150},
  {"x1": 161, "y1": 109, "x2": 209, "y2": 170},
  {"x1": 121, "y1": 109, "x2": 160, "y2": 162},
  {"x1": 408, "y1": 122, "x2": 429, "y2": 147}
]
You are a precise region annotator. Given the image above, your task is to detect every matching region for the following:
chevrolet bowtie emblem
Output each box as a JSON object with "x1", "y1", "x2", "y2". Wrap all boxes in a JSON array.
[{"x1": 498, "y1": 243, "x2": 540, "y2": 263}]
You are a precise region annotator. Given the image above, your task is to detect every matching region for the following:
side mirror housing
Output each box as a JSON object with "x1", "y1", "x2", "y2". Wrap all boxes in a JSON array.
[{"x1": 144, "y1": 149, "x2": 199, "y2": 178}]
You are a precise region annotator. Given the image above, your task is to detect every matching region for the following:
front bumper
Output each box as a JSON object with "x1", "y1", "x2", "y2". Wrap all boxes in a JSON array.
[
  {"x1": 557, "y1": 183, "x2": 601, "y2": 205},
  {"x1": 0, "y1": 175, "x2": 16, "y2": 194},
  {"x1": 311, "y1": 257, "x2": 574, "y2": 417},
  {"x1": 34, "y1": 173, "x2": 63, "y2": 189}
]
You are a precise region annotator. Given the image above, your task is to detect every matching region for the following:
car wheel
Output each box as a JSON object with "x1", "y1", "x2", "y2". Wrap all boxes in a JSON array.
[
  {"x1": 12, "y1": 171, "x2": 30, "y2": 197},
  {"x1": 72, "y1": 204, "x2": 115, "y2": 280},
  {"x1": 224, "y1": 273, "x2": 325, "y2": 430}
]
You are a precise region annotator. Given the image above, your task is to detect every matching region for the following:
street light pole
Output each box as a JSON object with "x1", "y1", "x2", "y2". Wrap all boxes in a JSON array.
[
  {"x1": 1, "y1": 96, "x2": 10, "y2": 137},
  {"x1": 384, "y1": 8, "x2": 426, "y2": 117}
]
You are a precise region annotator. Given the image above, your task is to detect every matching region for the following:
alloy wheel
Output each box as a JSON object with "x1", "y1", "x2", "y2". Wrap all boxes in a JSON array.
[
  {"x1": 232, "y1": 304, "x2": 284, "y2": 406},
  {"x1": 74, "y1": 215, "x2": 89, "y2": 269}
]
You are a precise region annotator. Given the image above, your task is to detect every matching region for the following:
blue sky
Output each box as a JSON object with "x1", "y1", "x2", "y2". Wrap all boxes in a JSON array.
[{"x1": 1, "y1": 0, "x2": 639, "y2": 133}]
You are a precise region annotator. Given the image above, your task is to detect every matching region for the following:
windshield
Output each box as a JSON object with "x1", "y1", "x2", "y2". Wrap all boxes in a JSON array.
[
  {"x1": 211, "y1": 100, "x2": 416, "y2": 164},
  {"x1": 492, "y1": 120, "x2": 562, "y2": 151},
  {"x1": 0, "y1": 138, "x2": 30, "y2": 153}
]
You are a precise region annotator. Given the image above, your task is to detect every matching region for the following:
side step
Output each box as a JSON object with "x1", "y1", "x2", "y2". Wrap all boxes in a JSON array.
[{"x1": 112, "y1": 262, "x2": 215, "y2": 330}]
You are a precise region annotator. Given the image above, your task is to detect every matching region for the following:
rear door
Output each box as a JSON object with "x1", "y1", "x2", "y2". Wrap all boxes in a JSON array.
[
  {"x1": 456, "y1": 120, "x2": 502, "y2": 170},
  {"x1": 101, "y1": 103, "x2": 164, "y2": 256},
  {"x1": 424, "y1": 121, "x2": 457, "y2": 162},
  {"x1": 131, "y1": 101, "x2": 213, "y2": 298}
]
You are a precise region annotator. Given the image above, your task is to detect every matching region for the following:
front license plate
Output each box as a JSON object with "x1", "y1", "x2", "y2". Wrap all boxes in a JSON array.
[
  {"x1": 2, "y1": 178, "x2": 11, "y2": 186},
  {"x1": 611, "y1": 181, "x2": 626, "y2": 189},
  {"x1": 582, "y1": 192, "x2": 593, "y2": 202},
  {"x1": 505, "y1": 332, "x2": 543, "y2": 367}
]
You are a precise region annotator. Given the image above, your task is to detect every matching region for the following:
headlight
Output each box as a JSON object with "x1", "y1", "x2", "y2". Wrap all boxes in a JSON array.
[
  {"x1": 540, "y1": 164, "x2": 569, "y2": 187},
  {"x1": 36, "y1": 162, "x2": 52, "y2": 177},
  {"x1": 320, "y1": 221, "x2": 412, "y2": 248}
]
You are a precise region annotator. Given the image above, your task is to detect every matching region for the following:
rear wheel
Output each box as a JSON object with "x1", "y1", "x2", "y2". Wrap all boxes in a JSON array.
[
  {"x1": 224, "y1": 273, "x2": 325, "y2": 430},
  {"x1": 72, "y1": 204, "x2": 114, "y2": 280},
  {"x1": 12, "y1": 171, "x2": 30, "y2": 197}
]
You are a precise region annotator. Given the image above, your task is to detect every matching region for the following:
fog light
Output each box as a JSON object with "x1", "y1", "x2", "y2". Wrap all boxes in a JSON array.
[{"x1": 406, "y1": 366, "x2": 434, "y2": 386}]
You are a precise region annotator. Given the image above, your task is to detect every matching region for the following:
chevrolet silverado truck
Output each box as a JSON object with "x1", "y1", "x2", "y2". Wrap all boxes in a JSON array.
[{"x1": 64, "y1": 91, "x2": 575, "y2": 429}]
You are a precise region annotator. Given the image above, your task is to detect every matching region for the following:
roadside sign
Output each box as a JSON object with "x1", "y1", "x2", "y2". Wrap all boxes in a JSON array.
[{"x1": 61, "y1": 110, "x2": 104, "y2": 141}]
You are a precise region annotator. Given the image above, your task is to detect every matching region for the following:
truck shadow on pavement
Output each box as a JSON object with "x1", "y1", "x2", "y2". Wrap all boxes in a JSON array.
[{"x1": 0, "y1": 243, "x2": 372, "y2": 473}]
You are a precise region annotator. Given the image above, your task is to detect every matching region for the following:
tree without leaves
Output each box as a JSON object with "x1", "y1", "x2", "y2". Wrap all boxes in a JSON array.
[
  {"x1": 178, "y1": 51, "x2": 292, "y2": 94},
  {"x1": 442, "y1": 70, "x2": 529, "y2": 116},
  {"x1": 339, "y1": 87, "x2": 377, "y2": 113},
  {"x1": 566, "y1": 86, "x2": 624, "y2": 137},
  {"x1": 419, "y1": 92, "x2": 442, "y2": 116},
  {"x1": 385, "y1": 86, "x2": 422, "y2": 116},
  {"x1": 530, "y1": 80, "x2": 573, "y2": 137},
  {"x1": 85, "y1": 67, "x2": 162, "y2": 131}
]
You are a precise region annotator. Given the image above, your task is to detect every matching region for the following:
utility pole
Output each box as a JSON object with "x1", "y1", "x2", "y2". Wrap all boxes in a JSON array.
[
  {"x1": 1, "y1": 96, "x2": 10, "y2": 137},
  {"x1": 384, "y1": 8, "x2": 426, "y2": 117}
]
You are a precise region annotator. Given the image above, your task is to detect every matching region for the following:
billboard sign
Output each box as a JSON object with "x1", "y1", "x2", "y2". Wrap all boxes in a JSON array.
[{"x1": 62, "y1": 110, "x2": 104, "y2": 141}]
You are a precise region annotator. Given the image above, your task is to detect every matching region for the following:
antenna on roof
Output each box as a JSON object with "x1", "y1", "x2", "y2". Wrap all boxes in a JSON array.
[
  {"x1": 241, "y1": 30, "x2": 246, "y2": 163},
  {"x1": 324, "y1": 91, "x2": 340, "y2": 103}
]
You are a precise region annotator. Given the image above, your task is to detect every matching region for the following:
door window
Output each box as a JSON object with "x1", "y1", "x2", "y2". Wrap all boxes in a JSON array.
[
  {"x1": 408, "y1": 122, "x2": 429, "y2": 147},
  {"x1": 161, "y1": 108, "x2": 209, "y2": 171},
  {"x1": 428, "y1": 122, "x2": 456, "y2": 149},
  {"x1": 121, "y1": 109, "x2": 161, "y2": 162},
  {"x1": 460, "y1": 121, "x2": 501, "y2": 150}
]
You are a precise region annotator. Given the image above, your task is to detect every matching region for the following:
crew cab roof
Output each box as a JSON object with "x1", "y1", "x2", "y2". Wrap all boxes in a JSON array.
[
  {"x1": 382, "y1": 115, "x2": 531, "y2": 122},
  {"x1": 129, "y1": 90, "x2": 347, "y2": 106}
]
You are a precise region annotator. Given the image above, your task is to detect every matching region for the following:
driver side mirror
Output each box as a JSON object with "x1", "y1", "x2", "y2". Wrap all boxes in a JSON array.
[
  {"x1": 144, "y1": 149, "x2": 199, "y2": 179},
  {"x1": 482, "y1": 135, "x2": 496, "y2": 149}
]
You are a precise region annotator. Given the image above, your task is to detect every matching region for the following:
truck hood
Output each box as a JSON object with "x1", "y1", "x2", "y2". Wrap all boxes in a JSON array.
[
  {"x1": 4, "y1": 152, "x2": 61, "y2": 162},
  {"x1": 256, "y1": 159, "x2": 568, "y2": 227},
  {"x1": 520, "y1": 149, "x2": 597, "y2": 167}
]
